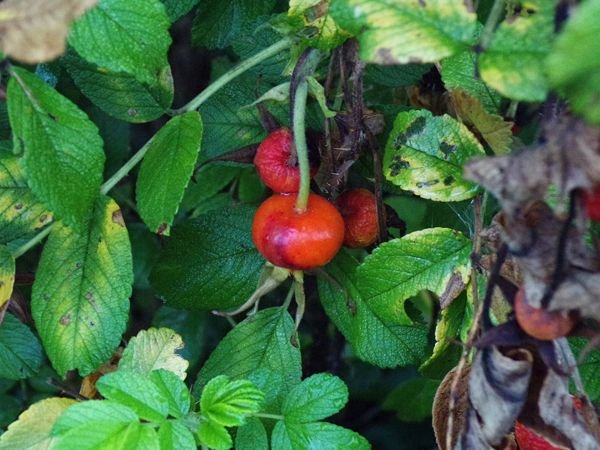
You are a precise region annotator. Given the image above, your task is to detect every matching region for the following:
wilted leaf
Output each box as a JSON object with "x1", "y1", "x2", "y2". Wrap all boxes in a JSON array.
[
  {"x1": 432, "y1": 367, "x2": 470, "y2": 450},
  {"x1": 0, "y1": 0, "x2": 96, "y2": 63}
]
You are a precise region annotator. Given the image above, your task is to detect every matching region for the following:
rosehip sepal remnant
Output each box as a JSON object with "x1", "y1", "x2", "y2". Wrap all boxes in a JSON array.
[
  {"x1": 337, "y1": 188, "x2": 378, "y2": 248},
  {"x1": 254, "y1": 128, "x2": 316, "y2": 193},
  {"x1": 513, "y1": 288, "x2": 575, "y2": 341},
  {"x1": 252, "y1": 193, "x2": 345, "y2": 270}
]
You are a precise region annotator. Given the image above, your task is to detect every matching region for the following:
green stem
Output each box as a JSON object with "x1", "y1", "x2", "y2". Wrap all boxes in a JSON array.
[
  {"x1": 505, "y1": 100, "x2": 519, "y2": 120},
  {"x1": 479, "y1": 0, "x2": 505, "y2": 50},
  {"x1": 254, "y1": 413, "x2": 285, "y2": 420},
  {"x1": 12, "y1": 225, "x2": 52, "y2": 259},
  {"x1": 171, "y1": 37, "x2": 293, "y2": 115},
  {"x1": 101, "y1": 139, "x2": 153, "y2": 195},
  {"x1": 293, "y1": 79, "x2": 310, "y2": 212}
]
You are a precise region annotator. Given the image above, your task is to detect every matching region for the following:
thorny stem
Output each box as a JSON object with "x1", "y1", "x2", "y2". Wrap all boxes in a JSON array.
[
  {"x1": 171, "y1": 37, "x2": 293, "y2": 115},
  {"x1": 479, "y1": 0, "x2": 505, "y2": 50},
  {"x1": 12, "y1": 39, "x2": 294, "y2": 259}
]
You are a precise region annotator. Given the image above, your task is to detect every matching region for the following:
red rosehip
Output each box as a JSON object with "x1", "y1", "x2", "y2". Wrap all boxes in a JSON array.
[
  {"x1": 337, "y1": 188, "x2": 378, "y2": 248},
  {"x1": 252, "y1": 193, "x2": 345, "y2": 270},
  {"x1": 514, "y1": 288, "x2": 575, "y2": 341},
  {"x1": 254, "y1": 128, "x2": 316, "y2": 193},
  {"x1": 582, "y1": 186, "x2": 600, "y2": 222}
]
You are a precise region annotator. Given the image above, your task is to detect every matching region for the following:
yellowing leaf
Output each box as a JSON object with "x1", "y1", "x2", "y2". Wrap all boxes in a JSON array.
[
  {"x1": 0, "y1": 0, "x2": 97, "y2": 63},
  {"x1": 450, "y1": 90, "x2": 513, "y2": 155},
  {"x1": 0, "y1": 397, "x2": 76, "y2": 450},
  {"x1": 0, "y1": 245, "x2": 15, "y2": 309}
]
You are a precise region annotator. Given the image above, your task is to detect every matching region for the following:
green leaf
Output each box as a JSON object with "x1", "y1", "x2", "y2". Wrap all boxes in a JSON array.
[
  {"x1": 150, "y1": 369, "x2": 192, "y2": 418},
  {"x1": 158, "y1": 420, "x2": 196, "y2": 450},
  {"x1": 152, "y1": 307, "x2": 206, "y2": 368},
  {"x1": 0, "y1": 397, "x2": 76, "y2": 450},
  {"x1": 52, "y1": 401, "x2": 159, "y2": 450},
  {"x1": 570, "y1": 338, "x2": 600, "y2": 402},
  {"x1": 364, "y1": 64, "x2": 431, "y2": 88},
  {"x1": 96, "y1": 369, "x2": 169, "y2": 422},
  {"x1": 442, "y1": 49, "x2": 501, "y2": 113},
  {"x1": 479, "y1": 0, "x2": 553, "y2": 102},
  {"x1": 200, "y1": 375, "x2": 264, "y2": 427},
  {"x1": 329, "y1": 0, "x2": 476, "y2": 64},
  {"x1": 161, "y1": 0, "x2": 200, "y2": 22},
  {"x1": 235, "y1": 417, "x2": 268, "y2": 450},
  {"x1": 272, "y1": 421, "x2": 371, "y2": 450},
  {"x1": 546, "y1": 0, "x2": 600, "y2": 124},
  {"x1": 0, "y1": 245, "x2": 14, "y2": 309},
  {"x1": 0, "y1": 313, "x2": 42, "y2": 380},
  {"x1": 356, "y1": 228, "x2": 471, "y2": 324},
  {"x1": 7, "y1": 67, "x2": 105, "y2": 227},
  {"x1": 383, "y1": 377, "x2": 440, "y2": 422},
  {"x1": 31, "y1": 196, "x2": 132, "y2": 376},
  {"x1": 197, "y1": 420, "x2": 232, "y2": 450},
  {"x1": 193, "y1": 308, "x2": 301, "y2": 401},
  {"x1": 62, "y1": 49, "x2": 174, "y2": 124},
  {"x1": 319, "y1": 250, "x2": 429, "y2": 368},
  {"x1": 191, "y1": 0, "x2": 275, "y2": 49},
  {"x1": 150, "y1": 206, "x2": 264, "y2": 310},
  {"x1": 383, "y1": 109, "x2": 484, "y2": 201},
  {"x1": 0, "y1": 394, "x2": 20, "y2": 430},
  {"x1": 282, "y1": 373, "x2": 347, "y2": 423},
  {"x1": 0, "y1": 150, "x2": 52, "y2": 244},
  {"x1": 137, "y1": 112, "x2": 203, "y2": 235},
  {"x1": 68, "y1": 0, "x2": 171, "y2": 86}
]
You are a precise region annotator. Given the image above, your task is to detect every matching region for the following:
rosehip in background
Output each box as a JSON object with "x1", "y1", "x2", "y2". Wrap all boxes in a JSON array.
[
  {"x1": 337, "y1": 188, "x2": 379, "y2": 248},
  {"x1": 513, "y1": 288, "x2": 575, "y2": 341},
  {"x1": 252, "y1": 193, "x2": 344, "y2": 270},
  {"x1": 582, "y1": 185, "x2": 600, "y2": 222},
  {"x1": 254, "y1": 128, "x2": 316, "y2": 193}
]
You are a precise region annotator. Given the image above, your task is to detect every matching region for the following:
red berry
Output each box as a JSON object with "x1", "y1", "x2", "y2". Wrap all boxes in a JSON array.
[
  {"x1": 582, "y1": 186, "x2": 600, "y2": 222},
  {"x1": 337, "y1": 188, "x2": 378, "y2": 248},
  {"x1": 254, "y1": 128, "x2": 316, "y2": 193},
  {"x1": 514, "y1": 288, "x2": 575, "y2": 341},
  {"x1": 252, "y1": 193, "x2": 345, "y2": 270}
]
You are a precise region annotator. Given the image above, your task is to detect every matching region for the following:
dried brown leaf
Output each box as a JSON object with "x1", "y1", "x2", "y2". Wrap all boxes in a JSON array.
[
  {"x1": 432, "y1": 366, "x2": 470, "y2": 450},
  {"x1": 0, "y1": 0, "x2": 97, "y2": 63}
]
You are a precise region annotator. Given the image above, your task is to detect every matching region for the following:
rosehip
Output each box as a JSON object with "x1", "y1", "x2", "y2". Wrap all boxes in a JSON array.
[
  {"x1": 514, "y1": 288, "x2": 575, "y2": 341},
  {"x1": 337, "y1": 188, "x2": 378, "y2": 248},
  {"x1": 252, "y1": 193, "x2": 345, "y2": 270},
  {"x1": 254, "y1": 128, "x2": 316, "y2": 193},
  {"x1": 582, "y1": 186, "x2": 600, "y2": 222}
]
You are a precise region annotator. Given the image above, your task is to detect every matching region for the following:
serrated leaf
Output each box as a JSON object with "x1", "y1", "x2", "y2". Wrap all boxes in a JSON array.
[
  {"x1": 31, "y1": 196, "x2": 132, "y2": 376},
  {"x1": 52, "y1": 401, "x2": 159, "y2": 450},
  {"x1": 200, "y1": 375, "x2": 264, "y2": 427},
  {"x1": 450, "y1": 90, "x2": 513, "y2": 155},
  {"x1": 546, "y1": 0, "x2": 600, "y2": 124},
  {"x1": 7, "y1": 67, "x2": 105, "y2": 227},
  {"x1": 158, "y1": 420, "x2": 196, "y2": 450},
  {"x1": 329, "y1": 0, "x2": 476, "y2": 64},
  {"x1": 137, "y1": 112, "x2": 203, "y2": 235},
  {"x1": 0, "y1": 313, "x2": 42, "y2": 380},
  {"x1": 383, "y1": 377, "x2": 440, "y2": 422},
  {"x1": 272, "y1": 421, "x2": 371, "y2": 450},
  {"x1": 68, "y1": 0, "x2": 171, "y2": 86},
  {"x1": 319, "y1": 250, "x2": 429, "y2": 368},
  {"x1": 161, "y1": 0, "x2": 199, "y2": 22},
  {"x1": 151, "y1": 369, "x2": 191, "y2": 418},
  {"x1": 150, "y1": 206, "x2": 264, "y2": 310},
  {"x1": 96, "y1": 369, "x2": 169, "y2": 422},
  {"x1": 62, "y1": 49, "x2": 174, "y2": 124},
  {"x1": 383, "y1": 109, "x2": 485, "y2": 201},
  {"x1": 197, "y1": 420, "x2": 232, "y2": 450},
  {"x1": 191, "y1": 0, "x2": 275, "y2": 49},
  {"x1": 0, "y1": 0, "x2": 96, "y2": 64},
  {"x1": 479, "y1": 0, "x2": 553, "y2": 102},
  {"x1": 0, "y1": 397, "x2": 76, "y2": 450},
  {"x1": 0, "y1": 245, "x2": 14, "y2": 308},
  {"x1": 442, "y1": 49, "x2": 501, "y2": 114},
  {"x1": 119, "y1": 328, "x2": 188, "y2": 380},
  {"x1": 282, "y1": 373, "x2": 347, "y2": 423},
  {"x1": 357, "y1": 228, "x2": 471, "y2": 325},
  {"x1": 235, "y1": 417, "x2": 268, "y2": 450},
  {"x1": 193, "y1": 308, "x2": 301, "y2": 403},
  {"x1": 0, "y1": 150, "x2": 52, "y2": 244},
  {"x1": 569, "y1": 338, "x2": 600, "y2": 402}
]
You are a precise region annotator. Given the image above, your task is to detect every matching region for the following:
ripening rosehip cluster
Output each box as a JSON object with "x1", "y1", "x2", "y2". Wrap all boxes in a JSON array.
[{"x1": 251, "y1": 128, "x2": 379, "y2": 270}]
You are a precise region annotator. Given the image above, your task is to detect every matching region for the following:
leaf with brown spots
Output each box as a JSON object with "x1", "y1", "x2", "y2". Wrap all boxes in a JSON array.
[{"x1": 0, "y1": 0, "x2": 97, "y2": 63}]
